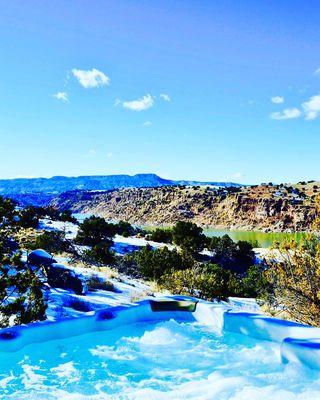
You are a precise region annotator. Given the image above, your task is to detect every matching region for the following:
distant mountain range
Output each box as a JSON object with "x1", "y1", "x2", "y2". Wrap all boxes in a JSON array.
[{"x1": 0, "y1": 174, "x2": 242, "y2": 196}]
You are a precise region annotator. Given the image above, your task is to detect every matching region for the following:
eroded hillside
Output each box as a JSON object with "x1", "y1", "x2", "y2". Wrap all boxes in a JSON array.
[{"x1": 52, "y1": 182, "x2": 320, "y2": 232}]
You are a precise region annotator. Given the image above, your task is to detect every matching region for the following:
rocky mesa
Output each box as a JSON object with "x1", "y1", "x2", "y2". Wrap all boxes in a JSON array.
[{"x1": 52, "y1": 181, "x2": 320, "y2": 232}]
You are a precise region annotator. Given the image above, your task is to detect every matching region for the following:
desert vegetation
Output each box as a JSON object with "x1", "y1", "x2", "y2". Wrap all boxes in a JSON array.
[
  {"x1": 1, "y1": 194, "x2": 320, "y2": 328},
  {"x1": 0, "y1": 197, "x2": 46, "y2": 327},
  {"x1": 117, "y1": 222, "x2": 266, "y2": 301},
  {"x1": 263, "y1": 196, "x2": 320, "y2": 325}
]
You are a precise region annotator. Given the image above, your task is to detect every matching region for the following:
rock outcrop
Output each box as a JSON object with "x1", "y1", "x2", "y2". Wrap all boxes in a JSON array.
[
  {"x1": 51, "y1": 183, "x2": 320, "y2": 232},
  {"x1": 28, "y1": 250, "x2": 84, "y2": 295}
]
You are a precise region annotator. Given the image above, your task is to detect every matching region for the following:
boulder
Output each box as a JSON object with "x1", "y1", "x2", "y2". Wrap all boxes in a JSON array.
[
  {"x1": 46, "y1": 263, "x2": 84, "y2": 295},
  {"x1": 27, "y1": 249, "x2": 56, "y2": 266}
]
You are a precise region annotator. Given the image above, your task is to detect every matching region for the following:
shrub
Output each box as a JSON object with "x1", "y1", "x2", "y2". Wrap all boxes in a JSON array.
[
  {"x1": 264, "y1": 234, "x2": 320, "y2": 326},
  {"x1": 0, "y1": 199, "x2": 51, "y2": 327},
  {"x1": 26, "y1": 231, "x2": 71, "y2": 254},
  {"x1": 82, "y1": 242, "x2": 115, "y2": 266},
  {"x1": 0, "y1": 196, "x2": 16, "y2": 224},
  {"x1": 0, "y1": 243, "x2": 46, "y2": 327},
  {"x1": 161, "y1": 262, "x2": 268, "y2": 302},
  {"x1": 149, "y1": 228, "x2": 173, "y2": 244},
  {"x1": 134, "y1": 245, "x2": 194, "y2": 281},
  {"x1": 59, "y1": 210, "x2": 77, "y2": 223},
  {"x1": 233, "y1": 265, "x2": 269, "y2": 298},
  {"x1": 207, "y1": 235, "x2": 255, "y2": 273},
  {"x1": 160, "y1": 264, "x2": 233, "y2": 301},
  {"x1": 172, "y1": 221, "x2": 206, "y2": 254},
  {"x1": 75, "y1": 216, "x2": 115, "y2": 246},
  {"x1": 114, "y1": 220, "x2": 135, "y2": 237},
  {"x1": 17, "y1": 207, "x2": 40, "y2": 228},
  {"x1": 114, "y1": 253, "x2": 141, "y2": 277}
]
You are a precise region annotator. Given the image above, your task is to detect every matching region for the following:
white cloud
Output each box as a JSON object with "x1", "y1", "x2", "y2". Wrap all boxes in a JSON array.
[
  {"x1": 72, "y1": 68, "x2": 110, "y2": 88},
  {"x1": 53, "y1": 92, "x2": 69, "y2": 102},
  {"x1": 122, "y1": 94, "x2": 154, "y2": 111},
  {"x1": 302, "y1": 94, "x2": 320, "y2": 120},
  {"x1": 314, "y1": 68, "x2": 320, "y2": 76},
  {"x1": 271, "y1": 96, "x2": 284, "y2": 104},
  {"x1": 160, "y1": 93, "x2": 171, "y2": 102},
  {"x1": 270, "y1": 108, "x2": 301, "y2": 120},
  {"x1": 142, "y1": 121, "x2": 152, "y2": 127}
]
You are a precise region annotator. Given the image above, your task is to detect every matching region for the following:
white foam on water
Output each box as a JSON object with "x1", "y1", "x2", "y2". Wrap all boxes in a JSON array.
[
  {"x1": 138, "y1": 325, "x2": 185, "y2": 346},
  {"x1": 50, "y1": 361, "x2": 79, "y2": 382},
  {"x1": 21, "y1": 364, "x2": 46, "y2": 390},
  {"x1": 90, "y1": 345, "x2": 136, "y2": 360},
  {"x1": 0, "y1": 372, "x2": 15, "y2": 389},
  {"x1": 2, "y1": 319, "x2": 320, "y2": 400}
]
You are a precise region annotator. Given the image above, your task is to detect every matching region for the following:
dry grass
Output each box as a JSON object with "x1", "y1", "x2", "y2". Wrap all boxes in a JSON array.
[
  {"x1": 86, "y1": 275, "x2": 116, "y2": 292},
  {"x1": 64, "y1": 261, "x2": 119, "y2": 280},
  {"x1": 13, "y1": 227, "x2": 41, "y2": 247},
  {"x1": 260, "y1": 303, "x2": 292, "y2": 321},
  {"x1": 96, "y1": 266, "x2": 119, "y2": 279},
  {"x1": 130, "y1": 290, "x2": 154, "y2": 303}
]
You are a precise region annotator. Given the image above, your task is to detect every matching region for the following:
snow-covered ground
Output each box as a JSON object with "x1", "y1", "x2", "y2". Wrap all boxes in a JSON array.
[
  {"x1": 19, "y1": 250, "x2": 162, "y2": 324},
  {"x1": 39, "y1": 218, "x2": 173, "y2": 253},
  {"x1": 38, "y1": 219, "x2": 79, "y2": 240},
  {"x1": 36, "y1": 217, "x2": 260, "y2": 323},
  {"x1": 33, "y1": 219, "x2": 170, "y2": 322},
  {"x1": 45, "y1": 272, "x2": 160, "y2": 322},
  {"x1": 18, "y1": 219, "x2": 163, "y2": 322},
  {"x1": 39, "y1": 218, "x2": 271, "y2": 259}
]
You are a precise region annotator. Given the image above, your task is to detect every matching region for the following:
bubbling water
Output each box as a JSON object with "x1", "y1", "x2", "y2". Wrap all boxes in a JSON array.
[{"x1": 1, "y1": 319, "x2": 320, "y2": 400}]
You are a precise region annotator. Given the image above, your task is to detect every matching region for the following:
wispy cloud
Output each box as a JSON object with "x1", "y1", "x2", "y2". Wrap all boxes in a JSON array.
[
  {"x1": 122, "y1": 94, "x2": 154, "y2": 111},
  {"x1": 53, "y1": 92, "x2": 69, "y2": 102},
  {"x1": 270, "y1": 108, "x2": 301, "y2": 120},
  {"x1": 160, "y1": 93, "x2": 171, "y2": 102},
  {"x1": 271, "y1": 96, "x2": 284, "y2": 104},
  {"x1": 84, "y1": 149, "x2": 97, "y2": 158},
  {"x1": 72, "y1": 68, "x2": 110, "y2": 88},
  {"x1": 232, "y1": 172, "x2": 245, "y2": 180},
  {"x1": 15, "y1": 174, "x2": 36, "y2": 179},
  {"x1": 314, "y1": 68, "x2": 320, "y2": 76},
  {"x1": 302, "y1": 95, "x2": 320, "y2": 120},
  {"x1": 142, "y1": 121, "x2": 152, "y2": 127}
]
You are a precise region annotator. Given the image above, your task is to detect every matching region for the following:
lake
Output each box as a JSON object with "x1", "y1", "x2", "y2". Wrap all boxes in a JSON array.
[
  {"x1": 72, "y1": 213, "x2": 306, "y2": 248},
  {"x1": 141, "y1": 225, "x2": 307, "y2": 248},
  {"x1": 202, "y1": 229, "x2": 306, "y2": 248}
]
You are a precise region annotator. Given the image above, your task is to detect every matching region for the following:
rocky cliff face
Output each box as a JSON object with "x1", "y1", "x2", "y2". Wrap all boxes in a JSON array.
[{"x1": 52, "y1": 183, "x2": 319, "y2": 232}]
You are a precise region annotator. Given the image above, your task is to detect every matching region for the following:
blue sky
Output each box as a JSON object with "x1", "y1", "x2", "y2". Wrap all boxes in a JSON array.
[{"x1": 0, "y1": 0, "x2": 319, "y2": 184}]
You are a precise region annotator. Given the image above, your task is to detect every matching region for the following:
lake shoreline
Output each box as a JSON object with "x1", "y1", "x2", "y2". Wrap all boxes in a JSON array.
[{"x1": 142, "y1": 225, "x2": 308, "y2": 248}]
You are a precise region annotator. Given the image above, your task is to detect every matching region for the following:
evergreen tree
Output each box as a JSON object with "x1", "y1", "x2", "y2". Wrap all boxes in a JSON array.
[{"x1": 0, "y1": 208, "x2": 47, "y2": 327}]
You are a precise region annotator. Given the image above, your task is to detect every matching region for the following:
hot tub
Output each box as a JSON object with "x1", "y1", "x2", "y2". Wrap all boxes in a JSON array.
[{"x1": 1, "y1": 297, "x2": 320, "y2": 399}]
